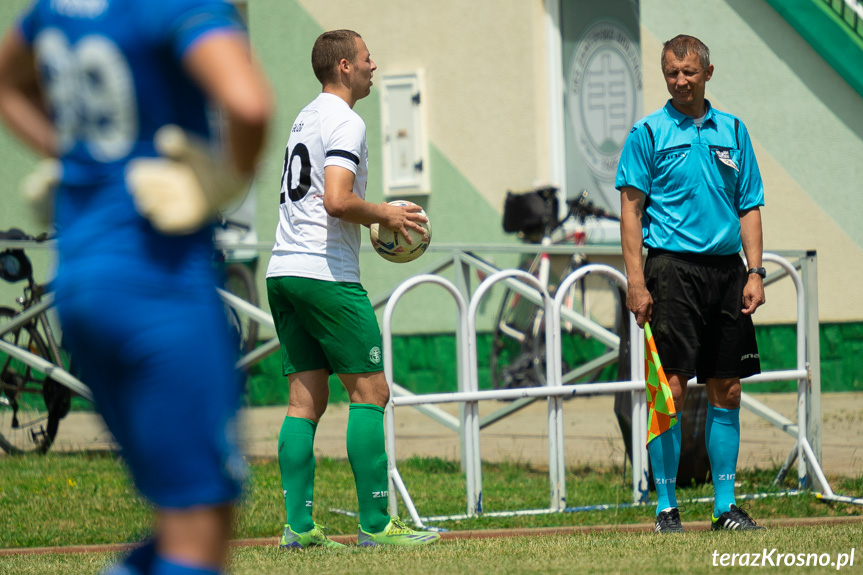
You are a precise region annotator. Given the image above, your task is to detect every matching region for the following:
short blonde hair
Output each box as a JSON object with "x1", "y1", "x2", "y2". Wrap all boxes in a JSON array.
[{"x1": 311, "y1": 29, "x2": 362, "y2": 85}]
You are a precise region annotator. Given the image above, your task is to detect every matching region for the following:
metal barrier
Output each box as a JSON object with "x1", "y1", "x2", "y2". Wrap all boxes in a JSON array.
[
  {"x1": 380, "y1": 274, "x2": 469, "y2": 521},
  {"x1": 378, "y1": 252, "x2": 862, "y2": 525},
  {"x1": 551, "y1": 264, "x2": 648, "y2": 504},
  {"x1": 3, "y1": 237, "x2": 861, "y2": 510},
  {"x1": 753, "y1": 253, "x2": 830, "y2": 495},
  {"x1": 382, "y1": 264, "x2": 651, "y2": 524}
]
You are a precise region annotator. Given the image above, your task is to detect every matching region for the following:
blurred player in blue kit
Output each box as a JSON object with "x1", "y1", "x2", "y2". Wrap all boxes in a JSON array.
[{"x1": 0, "y1": 0, "x2": 272, "y2": 573}]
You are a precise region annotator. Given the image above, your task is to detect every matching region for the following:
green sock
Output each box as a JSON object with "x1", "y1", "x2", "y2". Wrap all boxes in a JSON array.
[
  {"x1": 278, "y1": 416, "x2": 316, "y2": 533},
  {"x1": 346, "y1": 403, "x2": 390, "y2": 533}
]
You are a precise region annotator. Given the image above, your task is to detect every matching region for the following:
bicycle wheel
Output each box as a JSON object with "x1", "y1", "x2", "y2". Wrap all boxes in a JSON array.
[
  {"x1": 0, "y1": 306, "x2": 64, "y2": 454},
  {"x1": 224, "y1": 262, "x2": 259, "y2": 355},
  {"x1": 490, "y1": 258, "x2": 626, "y2": 389}
]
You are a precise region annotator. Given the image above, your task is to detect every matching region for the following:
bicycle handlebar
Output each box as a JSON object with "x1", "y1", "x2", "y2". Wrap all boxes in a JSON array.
[
  {"x1": 0, "y1": 228, "x2": 50, "y2": 242},
  {"x1": 217, "y1": 218, "x2": 252, "y2": 233},
  {"x1": 565, "y1": 192, "x2": 620, "y2": 223}
]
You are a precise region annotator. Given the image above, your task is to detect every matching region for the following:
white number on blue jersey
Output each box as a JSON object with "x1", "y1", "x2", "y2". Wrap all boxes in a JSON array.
[{"x1": 35, "y1": 28, "x2": 138, "y2": 162}]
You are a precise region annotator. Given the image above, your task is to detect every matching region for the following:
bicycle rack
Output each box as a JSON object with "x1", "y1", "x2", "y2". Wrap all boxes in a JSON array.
[
  {"x1": 382, "y1": 264, "x2": 650, "y2": 522},
  {"x1": 381, "y1": 274, "x2": 469, "y2": 524},
  {"x1": 455, "y1": 250, "x2": 622, "y2": 430},
  {"x1": 738, "y1": 253, "x2": 832, "y2": 495},
  {"x1": 378, "y1": 252, "x2": 862, "y2": 524},
  {"x1": 216, "y1": 288, "x2": 278, "y2": 371},
  {"x1": 0, "y1": 288, "x2": 275, "y2": 405},
  {"x1": 551, "y1": 264, "x2": 649, "y2": 504},
  {"x1": 382, "y1": 269, "x2": 568, "y2": 522},
  {"x1": 464, "y1": 269, "x2": 557, "y2": 513}
]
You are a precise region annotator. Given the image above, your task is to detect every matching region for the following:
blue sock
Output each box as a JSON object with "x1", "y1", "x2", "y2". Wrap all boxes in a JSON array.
[
  {"x1": 151, "y1": 555, "x2": 221, "y2": 575},
  {"x1": 101, "y1": 541, "x2": 156, "y2": 575},
  {"x1": 102, "y1": 544, "x2": 222, "y2": 575},
  {"x1": 706, "y1": 404, "x2": 740, "y2": 516},
  {"x1": 647, "y1": 419, "x2": 681, "y2": 515}
]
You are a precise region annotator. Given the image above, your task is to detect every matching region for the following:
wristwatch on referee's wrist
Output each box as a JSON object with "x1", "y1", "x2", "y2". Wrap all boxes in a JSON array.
[{"x1": 747, "y1": 267, "x2": 767, "y2": 279}]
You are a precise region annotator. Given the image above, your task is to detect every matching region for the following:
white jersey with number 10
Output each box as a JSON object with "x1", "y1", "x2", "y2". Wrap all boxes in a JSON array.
[{"x1": 267, "y1": 93, "x2": 368, "y2": 283}]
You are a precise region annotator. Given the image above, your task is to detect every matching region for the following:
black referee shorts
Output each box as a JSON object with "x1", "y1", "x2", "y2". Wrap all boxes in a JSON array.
[{"x1": 644, "y1": 249, "x2": 761, "y2": 382}]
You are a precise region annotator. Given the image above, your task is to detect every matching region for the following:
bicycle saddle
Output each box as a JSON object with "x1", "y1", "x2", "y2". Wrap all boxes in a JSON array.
[{"x1": 0, "y1": 228, "x2": 28, "y2": 241}]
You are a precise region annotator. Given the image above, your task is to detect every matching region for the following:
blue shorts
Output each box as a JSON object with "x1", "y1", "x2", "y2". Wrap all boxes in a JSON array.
[{"x1": 55, "y1": 274, "x2": 246, "y2": 509}]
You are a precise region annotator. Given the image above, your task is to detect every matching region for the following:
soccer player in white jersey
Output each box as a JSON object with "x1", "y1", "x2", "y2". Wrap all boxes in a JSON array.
[{"x1": 266, "y1": 29, "x2": 439, "y2": 548}]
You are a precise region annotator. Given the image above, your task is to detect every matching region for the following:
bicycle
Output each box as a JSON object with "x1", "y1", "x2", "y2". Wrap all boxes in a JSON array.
[
  {"x1": 489, "y1": 189, "x2": 713, "y2": 487},
  {"x1": 490, "y1": 186, "x2": 628, "y2": 391},
  {"x1": 0, "y1": 229, "x2": 72, "y2": 454},
  {"x1": 0, "y1": 223, "x2": 260, "y2": 456},
  {"x1": 214, "y1": 218, "x2": 260, "y2": 356}
]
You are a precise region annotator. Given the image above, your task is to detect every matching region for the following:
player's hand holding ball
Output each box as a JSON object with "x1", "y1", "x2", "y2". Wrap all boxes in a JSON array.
[{"x1": 370, "y1": 200, "x2": 432, "y2": 263}]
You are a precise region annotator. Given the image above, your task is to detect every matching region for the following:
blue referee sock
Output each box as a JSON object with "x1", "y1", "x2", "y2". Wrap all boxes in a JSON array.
[
  {"x1": 647, "y1": 419, "x2": 682, "y2": 515},
  {"x1": 706, "y1": 404, "x2": 740, "y2": 516}
]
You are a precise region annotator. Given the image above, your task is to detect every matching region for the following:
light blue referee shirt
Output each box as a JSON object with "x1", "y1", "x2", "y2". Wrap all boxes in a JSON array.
[{"x1": 615, "y1": 100, "x2": 764, "y2": 255}]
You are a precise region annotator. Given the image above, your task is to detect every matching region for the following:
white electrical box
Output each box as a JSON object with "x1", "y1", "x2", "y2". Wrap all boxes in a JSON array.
[{"x1": 381, "y1": 72, "x2": 429, "y2": 196}]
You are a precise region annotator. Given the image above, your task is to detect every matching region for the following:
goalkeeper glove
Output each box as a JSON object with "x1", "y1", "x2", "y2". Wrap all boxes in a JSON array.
[
  {"x1": 21, "y1": 158, "x2": 60, "y2": 228},
  {"x1": 126, "y1": 125, "x2": 250, "y2": 235}
]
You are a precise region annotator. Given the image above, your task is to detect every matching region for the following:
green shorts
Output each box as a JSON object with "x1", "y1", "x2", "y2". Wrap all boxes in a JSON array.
[{"x1": 267, "y1": 276, "x2": 384, "y2": 375}]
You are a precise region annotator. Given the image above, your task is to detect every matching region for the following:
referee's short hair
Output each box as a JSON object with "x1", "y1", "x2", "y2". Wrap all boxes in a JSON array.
[
  {"x1": 661, "y1": 35, "x2": 711, "y2": 71},
  {"x1": 312, "y1": 29, "x2": 362, "y2": 86}
]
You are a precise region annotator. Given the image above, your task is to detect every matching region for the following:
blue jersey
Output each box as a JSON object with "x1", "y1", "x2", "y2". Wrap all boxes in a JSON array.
[
  {"x1": 615, "y1": 100, "x2": 765, "y2": 255},
  {"x1": 16, "y1": 0, "x2": 248, "y2": 509},
  {"x1": 18, "y1": 0, "x2": 244, "y2": 289}
]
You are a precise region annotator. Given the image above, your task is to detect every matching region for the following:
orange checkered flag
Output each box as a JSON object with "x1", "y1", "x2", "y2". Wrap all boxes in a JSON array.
[{"x1": 644, "y1": 322, "x2": 678, "y2": 445}]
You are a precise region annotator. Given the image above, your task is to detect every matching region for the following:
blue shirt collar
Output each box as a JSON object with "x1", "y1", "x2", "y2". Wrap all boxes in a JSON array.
[{"x1": 663, "y1": 99, "x2": 715, "y2": 127}]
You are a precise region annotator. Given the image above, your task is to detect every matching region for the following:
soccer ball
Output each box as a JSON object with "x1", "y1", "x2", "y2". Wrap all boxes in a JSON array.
[{"x1": 369, "y1": 200, "x2": 432, "y2": 263}]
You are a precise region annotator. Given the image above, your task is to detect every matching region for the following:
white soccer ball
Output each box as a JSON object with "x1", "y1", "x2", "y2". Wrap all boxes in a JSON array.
[{"x1": 369, "y1": 200, "x2": 432, "y2": 263}]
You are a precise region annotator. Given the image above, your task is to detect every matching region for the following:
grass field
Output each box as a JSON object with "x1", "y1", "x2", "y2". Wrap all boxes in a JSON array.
[
  {"x1": 1, "y1": 453, "x2": 861, "y2": 573},
  {"x1": 1, "y1": 526, "x2": 861, "y2": 575}
]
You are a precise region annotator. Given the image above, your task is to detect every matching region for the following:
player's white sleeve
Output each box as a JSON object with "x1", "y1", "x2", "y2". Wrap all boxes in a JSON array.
[{"x1": 323, "y1": 115, "x2": 365, "y2": 173}]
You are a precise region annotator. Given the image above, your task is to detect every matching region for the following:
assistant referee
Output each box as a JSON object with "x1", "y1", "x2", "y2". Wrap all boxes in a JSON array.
[{"x1": 616, "y1": 34, "x2": 766, "y2": 534}]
